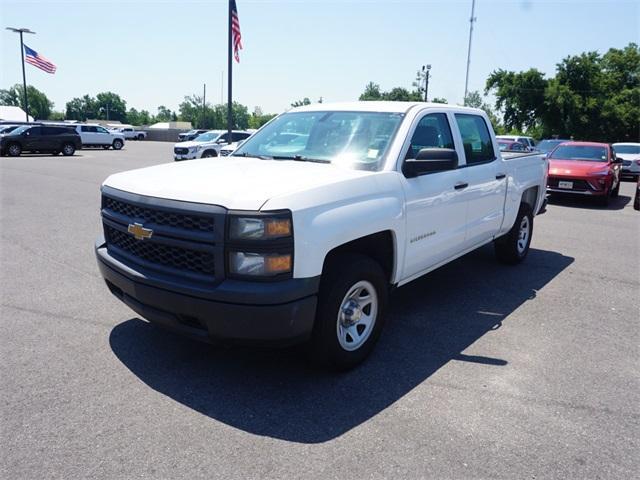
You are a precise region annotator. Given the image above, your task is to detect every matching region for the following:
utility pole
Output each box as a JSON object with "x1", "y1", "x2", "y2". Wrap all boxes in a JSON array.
[
  {"x1": 6, "y1": 27, "x2": 36, "y2": 121},
  {"x1": 464, "y1": 0, "x2": 477, "y2": 104}
]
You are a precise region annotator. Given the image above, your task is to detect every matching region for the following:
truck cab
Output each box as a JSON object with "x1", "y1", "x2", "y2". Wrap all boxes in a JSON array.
[{"x1": 96, "y1": 102, "x2": 547, "y2": 369}]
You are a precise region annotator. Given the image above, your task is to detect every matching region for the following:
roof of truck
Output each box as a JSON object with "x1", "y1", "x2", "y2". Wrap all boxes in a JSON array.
[{"x1": 290, "y1": 101, "x2": 480, "y2": 114}]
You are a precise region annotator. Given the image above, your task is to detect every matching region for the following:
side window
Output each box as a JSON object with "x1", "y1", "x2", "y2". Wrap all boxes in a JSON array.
[
  {"x1": 27, "y1": 126, "x2": 41, "y2": 135},
  {"x1": 81, "y1": 126, "x2": 90, "y2": 132},
  {"x1": 405, "y1": 113, "x2": 454, "y2": 159},
  {"x1": 232, "y1": 132, "x2": 250, "y2": 141},
  {"x1": 96, "y1": 126, "x2": 108, "y2": 133},
  {"x1": 454, "y1": 114, "x2": 495, "y2": 165},
  {"x1": 219, "y1": 133, "x2": 230, "y2": 142}
]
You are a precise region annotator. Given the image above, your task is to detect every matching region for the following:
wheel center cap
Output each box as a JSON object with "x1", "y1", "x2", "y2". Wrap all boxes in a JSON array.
[{"x1": 341, "y1": 299, "x2": 362, "y2": 326}]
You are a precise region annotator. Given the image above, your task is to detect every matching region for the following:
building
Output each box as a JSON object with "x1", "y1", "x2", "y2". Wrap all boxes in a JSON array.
[{"x1": 0, "y1": 105, "x2": 33, "y2": 122}]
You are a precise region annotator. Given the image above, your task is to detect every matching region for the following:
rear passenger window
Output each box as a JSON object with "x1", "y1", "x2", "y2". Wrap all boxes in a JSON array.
[
  {"x1": 406, "y1": 113, "x2": 454, "y2": 159},
  {"x1": 455, "y1": 114, "x2": 495, "y2": 164}
]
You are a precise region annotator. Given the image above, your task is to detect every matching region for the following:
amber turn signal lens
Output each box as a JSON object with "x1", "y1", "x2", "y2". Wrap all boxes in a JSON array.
[
  {"x1": 265, "y1": 254, "x2": 292, "y2": 274},
  {"x1": 265, "y1": 218, "x2": 292, "y2": 237}
]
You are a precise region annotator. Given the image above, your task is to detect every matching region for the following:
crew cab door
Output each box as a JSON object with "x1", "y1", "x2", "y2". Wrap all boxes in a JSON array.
[
  {"x1": 95, "y1": 126, "x2": 112, "y2": 144},
  {"x1": 454, "y1": 113, "x2": 506, "y2": 247},
  {"x1": 399, "y1": 111, "x2": 469, "y2": 280},
  {"x1": 79, "y1": 125, "x2": 97, "y2": 144}
]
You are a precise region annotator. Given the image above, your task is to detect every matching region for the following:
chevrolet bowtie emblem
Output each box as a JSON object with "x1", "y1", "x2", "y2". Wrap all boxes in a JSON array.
[{"x1": 127, "y1": 223, "x2": 153, "y2": 240}]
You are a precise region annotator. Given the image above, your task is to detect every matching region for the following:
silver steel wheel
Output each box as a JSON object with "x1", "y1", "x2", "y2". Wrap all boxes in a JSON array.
[
  {"x1": 113, "y1": 140, "x2": 123, "y2": 150},
  {"x1": 336, "y1": 280, "x2": 378, "y2": 351},
  {"x1": 517, "y1": 216, "x2": 530, "y2": 254},
  {"x1": 62, "y1": 144, "x2": 74, "y2": 155}
]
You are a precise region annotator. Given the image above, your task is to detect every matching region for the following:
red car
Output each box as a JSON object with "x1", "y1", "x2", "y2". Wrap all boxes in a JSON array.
[{"x1": 547, "y1": 141, "x2": 623, "y2": 206}]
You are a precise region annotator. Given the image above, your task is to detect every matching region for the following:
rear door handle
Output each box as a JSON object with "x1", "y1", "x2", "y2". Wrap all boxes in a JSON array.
[
  {"x1": 496, "y1": 173, "x2": 506, "y2": 180},
  {"x1": 454, "y1": 182, "x2": 468, "y2": 190}
]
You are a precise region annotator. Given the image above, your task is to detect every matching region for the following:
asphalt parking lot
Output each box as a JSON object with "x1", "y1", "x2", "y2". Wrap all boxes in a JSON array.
[{"x1": 1, "y1": 141, "x2": 638, "y2": 479}]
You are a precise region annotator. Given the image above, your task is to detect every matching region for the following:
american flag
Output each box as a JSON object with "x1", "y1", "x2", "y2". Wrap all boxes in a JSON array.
[
  {"x1": 24, "y1": 45, "x2": 57, "y2": 74},
  {"x1": 231, "y1": 0, "x2": 243, "y2": 63}
]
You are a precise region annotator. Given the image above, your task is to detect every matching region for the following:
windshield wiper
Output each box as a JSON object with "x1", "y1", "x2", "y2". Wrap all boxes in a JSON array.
[{"x1": 272, "y1": 155, "x2": 330, "y2": 164}]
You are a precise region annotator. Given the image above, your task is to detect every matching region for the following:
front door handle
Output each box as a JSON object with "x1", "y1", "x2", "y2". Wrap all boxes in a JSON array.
[
  {"x1": 454, "y1": 182, "x2": 469, "y2": 190},
  {"x1": 496, "y1": 173, "x2": 506, "y2": 180}
]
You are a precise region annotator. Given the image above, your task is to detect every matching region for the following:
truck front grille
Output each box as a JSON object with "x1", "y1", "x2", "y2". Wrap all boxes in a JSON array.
[
  {"x1": 105, "y1": 225, "x2": 215, "y2": 275},
  {"x1": 101, "y1": 188, "x2": 225, "y2": 285},
  {"x1": 174, "y1": 147, "x2": 188, "y2": 155}
]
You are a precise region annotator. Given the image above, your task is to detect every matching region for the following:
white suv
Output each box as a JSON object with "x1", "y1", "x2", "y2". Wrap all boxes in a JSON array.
[
  {"x1": 76, "y1": 124, "x2": 125, "y2": 150},
  {"x1": 173, "y1": 130, "x2": 252, "y2": 161}
]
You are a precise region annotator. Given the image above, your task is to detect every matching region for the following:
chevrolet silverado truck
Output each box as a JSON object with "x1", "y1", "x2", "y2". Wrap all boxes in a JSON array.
[{"x1": 96, "y1": 102, "x2": 548, "y2": 369}]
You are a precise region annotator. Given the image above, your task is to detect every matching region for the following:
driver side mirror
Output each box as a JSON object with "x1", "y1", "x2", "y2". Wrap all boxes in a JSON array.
[{"x1": 403, "y1": 148, "x2": 458, "y2": 178}]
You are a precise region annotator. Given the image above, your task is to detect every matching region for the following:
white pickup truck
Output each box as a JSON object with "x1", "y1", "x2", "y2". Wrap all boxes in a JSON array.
[
  {"x1": 96, "y1": 102, "x2": 548, "y2": 369},
  {"x1": 116, "y1": 127, "x2": 147, "y2": 141}
]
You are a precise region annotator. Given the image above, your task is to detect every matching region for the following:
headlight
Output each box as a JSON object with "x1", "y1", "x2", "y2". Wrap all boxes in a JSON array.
[
  {"x1": 229, "y1": 215, "x2": 292, "y2": 240},
  {"x1": 229, "y1": 251, "x2": 292, "y2": 276}
]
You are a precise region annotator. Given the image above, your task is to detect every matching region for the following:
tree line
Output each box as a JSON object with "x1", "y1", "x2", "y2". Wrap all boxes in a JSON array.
[{"x1": 0, "y1": 86, "x2": 277, "y2": 130}]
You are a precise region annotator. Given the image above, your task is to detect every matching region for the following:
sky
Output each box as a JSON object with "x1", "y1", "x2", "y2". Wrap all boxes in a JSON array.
[{"x1": 1, "y1": 0, "x2": 638, "y2": 116}]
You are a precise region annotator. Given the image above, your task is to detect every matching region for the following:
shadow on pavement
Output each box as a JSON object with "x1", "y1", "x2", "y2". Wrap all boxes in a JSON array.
[
  {"x1": 110, "y1": 245, "x2": 573, "y2": 443},
  {"x1": 548, "y1": 192, "x2": 631, "y2": 211}
]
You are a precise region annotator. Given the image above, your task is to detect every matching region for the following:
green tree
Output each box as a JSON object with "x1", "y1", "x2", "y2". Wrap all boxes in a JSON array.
[
  {"x1": 49, "y1": 111, "x2": 65, "y2": 121},
  {"x1": 248, "y1": 106, "x2": 276, "y2": 129},
  {"x1": 359, "y1": 82, "x2": 383, "y2": 101},
  {"x1": 95, "y1": 92, "x2": 127, "y2": 122},
  {"x1": 464, "y1": 90, "x2": 503, "y2": 133},
  {"x1": 65, "y1": 95, "x2": 98, "y2": 121},
  {"x1": 382, "y1": 87, "x2": 422, "y2": 102},
  {"x1": 0, "y1": 84, "x2": 53, "y2": 120},
  {"x1": 156, "y1": 105, "x2": 175, "y2": 122},
  {"x1": 485, "y1": 68, "x2": 547, "y2": 133}
]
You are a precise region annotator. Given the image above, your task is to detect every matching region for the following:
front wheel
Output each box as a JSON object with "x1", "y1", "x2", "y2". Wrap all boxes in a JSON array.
[
  {"x1": 494, "y1": 204, "x2": 533, "y2": 265},
  {"x1": 308, "y1": 254, "x2": 388, "y2": 370},
  {"x1": 112, "y1": 139, "x2": 123, "y2": 150},
  {"x1": 137, "y1": 134, "x2": 144, "y2": 140},
  {"x1": 201, "y1": 150, "x2": 217, "y2": 158}
]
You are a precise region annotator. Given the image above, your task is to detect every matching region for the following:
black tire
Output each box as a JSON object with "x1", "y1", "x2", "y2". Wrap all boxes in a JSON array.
[
  {"x1": 102, "y1": 145, "x2": 111, "y2": 150},
  {"x1": 137, "y1": 134, "x2": 144, "y2": 141},
  {"x1": 598, "y1": 191, "x2": 611, "y2": 206},
  {"x1": 494, "y1": 203, "x2": 533, "y2": 265},
  {"x1": 611, "y1": 179, "x2": 620, "y2": 197},
  {"x1": 61, "y1": 143, "x2": 75, "y2": 156},
  {"x1": 201, "y1": 150, "x2": 217, "y2": 158},
  {"x1": 7, "y1": 143, "x2": 21, "y2": 157},
  {"x1": 308, "y1": 253, "x2": 388, "y2": 370},
  {"x1": 112, "y1": 139, "x2": 123, "y2": 150}
]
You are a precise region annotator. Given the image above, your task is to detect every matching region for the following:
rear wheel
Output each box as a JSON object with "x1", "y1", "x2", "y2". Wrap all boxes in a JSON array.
[
  {"x1": 495, "y1": 204, "x2": 533, "y2": 265},
  {"x1": 61, "y1": 143, "x2": 75, "y2": 156},
  {"x1": 308, "y1": 254, "x2": 388, "y2": 370},
  {"x1": 112, "y1": 139, "x2": 123, "y2": 150},
  {"x1": 7, "y1": 143, "x2": 21, "y2": 157}
]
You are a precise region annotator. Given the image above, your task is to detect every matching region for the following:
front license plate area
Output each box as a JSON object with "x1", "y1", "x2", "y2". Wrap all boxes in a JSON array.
[{"x1": 558, "y1": 181, "x2": 573, "y2": 189}]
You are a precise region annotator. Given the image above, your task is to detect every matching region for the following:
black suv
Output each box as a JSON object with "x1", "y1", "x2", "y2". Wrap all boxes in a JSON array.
[{"x1": 0, "y1": 125, "x2": 82, "y2": 157}]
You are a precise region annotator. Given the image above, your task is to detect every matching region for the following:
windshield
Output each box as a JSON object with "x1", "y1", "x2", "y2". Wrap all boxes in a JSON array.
[
  {"x1": 550, "y1": 145, "x2": 607, "y2": 162},
  {"x1": 614, "y1": 145, "x2": 640, "y2": 155},
  {"x1": 537, "y1": 140, "x2": 566, "y2": 153},
  {"x1": 193, "y1": 131, "x2": 221, "y2": 142},
  {"x1": 233, "y1": 111, "x2": 404, "y2": 171}
]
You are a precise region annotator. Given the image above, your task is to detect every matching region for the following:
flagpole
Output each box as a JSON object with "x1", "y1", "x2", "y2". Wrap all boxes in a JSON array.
[
  {"x1": 227, "y1": 0, "x2": 233, "y2": 141},
  {"x1": 19, "y1": 31, "x2": 29, "y2": 121},
  {"x1": 6, "y1": 27, "x2": 35, "y2": 122}
]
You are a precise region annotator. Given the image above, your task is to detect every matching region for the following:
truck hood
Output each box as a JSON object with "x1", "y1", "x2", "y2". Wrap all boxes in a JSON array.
[
  {"x1": 102, "y1": 156, "x2": 372, "y2": 210},
  {"x1": 548, "y1": 159, "x2": 610, "y2": 176}
]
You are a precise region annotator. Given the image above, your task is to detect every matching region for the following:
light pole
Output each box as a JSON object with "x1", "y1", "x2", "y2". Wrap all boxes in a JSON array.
[
  {"x1": 422, "y1": 65, "x2": 432, "y2": 102},
  {"x1": 6, "y1": 27, "x2": 36, "y2": 122},
  {"x1": 464, "y1": 0, "x2": 477, "y2": 104}
]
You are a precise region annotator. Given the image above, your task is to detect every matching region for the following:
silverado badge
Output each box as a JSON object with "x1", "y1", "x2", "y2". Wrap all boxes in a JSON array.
[{"x1": 127, "y1": 223, "x2": 153, "y2": 240}]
